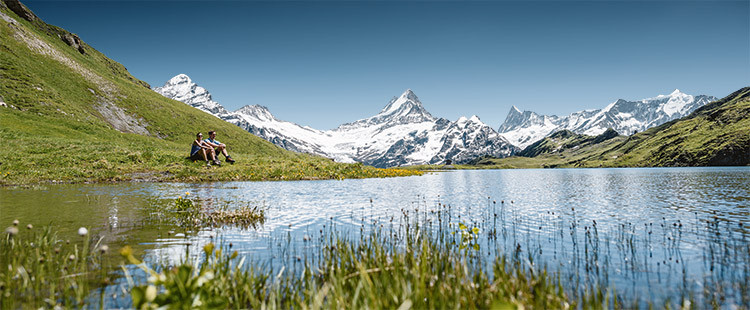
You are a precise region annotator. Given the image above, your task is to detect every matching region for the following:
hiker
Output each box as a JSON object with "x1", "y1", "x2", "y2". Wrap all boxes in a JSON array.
[
  {"x1": 190, "y1": 132, "x2": 220, "y2": 166},
  {"x1": 205, "y1": 130, "x2": 236, "y2": 164}
]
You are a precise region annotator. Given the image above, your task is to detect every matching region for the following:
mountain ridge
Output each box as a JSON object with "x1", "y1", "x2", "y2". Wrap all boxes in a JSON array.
[
  {"x1": 469, "y1": 87, "x2": 749, "y2": 168},
  {"x1": 498, "y1": 90, "x2": 717, "y2": 149},
  {"x1": 154, "y1": 75, "x2": 517, "y2": 167}
]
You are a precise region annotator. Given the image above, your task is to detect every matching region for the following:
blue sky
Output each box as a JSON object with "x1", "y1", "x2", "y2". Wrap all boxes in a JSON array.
[{"x1": 25, "y1": 0, "x2": 750, "y2": 130}]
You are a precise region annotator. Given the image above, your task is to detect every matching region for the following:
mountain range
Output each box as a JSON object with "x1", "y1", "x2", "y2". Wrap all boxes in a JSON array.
[
  {"x1": 472, "y1": 87, "x2": 750, "y2": 168},
  {"x1": 498, "y1": 90, "x2": 718, "y2": 149},
  {"x1": 154, "y1": 74, "x2": 517, "y2": 167},
  {"x1": 155, "y1": 74, "x2": 718, "y2": 167}
]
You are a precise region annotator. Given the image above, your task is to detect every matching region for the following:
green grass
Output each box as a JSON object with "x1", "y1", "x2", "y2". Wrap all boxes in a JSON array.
[
  {"x1": 0, "y1": 223, "x2": 108, "y2": 309},
  {"x1": 0, "y1": 7, "x2": 421, "y2": 186}
]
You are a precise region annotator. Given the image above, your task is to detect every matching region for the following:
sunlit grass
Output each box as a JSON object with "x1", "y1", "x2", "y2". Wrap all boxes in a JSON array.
[{"x1": 0, "y1": 222, "x2": 108, "y2": 309}]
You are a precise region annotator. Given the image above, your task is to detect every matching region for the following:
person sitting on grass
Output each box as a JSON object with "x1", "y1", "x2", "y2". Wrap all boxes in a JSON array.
[
  {"x1": 204, "y1": 130, "x2": 236, "y2": 164},
  {"x1": 190, "y1": 132, "x2": 221, "y2": 167}
]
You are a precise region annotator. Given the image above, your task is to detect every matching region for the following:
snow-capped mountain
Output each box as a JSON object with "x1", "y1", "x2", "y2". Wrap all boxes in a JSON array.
[
  {"x1": 498, "y1": 89, "x2": 717, "y2": 149},
  {"x1": 152, "y1": 74, "x2": 230, "y2": 117},
  {"x1": 154, "y1": 75, "x2": 517, "y2": 167}
]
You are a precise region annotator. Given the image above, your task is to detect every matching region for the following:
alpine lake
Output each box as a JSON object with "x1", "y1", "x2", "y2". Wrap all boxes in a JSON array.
[{"x1": 1, "y1": 167, "x2": 748, "y2": 308}]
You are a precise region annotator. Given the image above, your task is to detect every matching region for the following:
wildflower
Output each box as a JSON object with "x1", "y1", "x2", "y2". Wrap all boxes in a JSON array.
[
  {"x1": 12, "y1": 219, "x2": 19, "y2": 226},
  {"x1": 5, "y1": 226, "x2": 18, "y2": 236},
  {"x1": 99, "y1": 245, "x2": 109, "y2": 254},
  {"x1": 203, "y1": 243, "x2": 215, "y2": 256},
  {"x1": 78, "y1": 227, "x2": 88, "y2": 236},
  {"x1": 26, "y1": 224, "x2": 33, "y2": 230},
  {"x1": 195, "y1": 271, "x2": 214, "y2": 287},
  {"x1": 145, "y1": 285, "x2": 157, "y2": 302},
  {"x1": 68, "y1": 255, "x2": 76, "y2": 261}
]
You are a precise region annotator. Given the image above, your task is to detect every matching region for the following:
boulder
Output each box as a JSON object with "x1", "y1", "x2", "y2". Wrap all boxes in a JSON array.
[{"x1": 61, "y1": 33, "x2": 86, "y2": 54}]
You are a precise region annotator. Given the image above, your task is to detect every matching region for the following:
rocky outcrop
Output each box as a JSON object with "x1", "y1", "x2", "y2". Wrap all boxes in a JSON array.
[
  {"x1": 2, "y1": 0, "x2": 37, "y2": 22},
  {"x1": 61, "y1": 33, "x2": 86, "y2": 54}
]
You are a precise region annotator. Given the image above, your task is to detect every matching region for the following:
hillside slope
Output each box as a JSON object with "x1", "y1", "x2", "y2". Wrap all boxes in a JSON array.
[
  {"x1": 516, "y1": 128, "x2": 620, "y2": 158},
  {"x1": 0, "y1": 0, "x2": 417, "y2": 185}
]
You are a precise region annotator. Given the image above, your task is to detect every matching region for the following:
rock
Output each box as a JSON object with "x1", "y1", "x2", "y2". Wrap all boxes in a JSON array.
[
  {"x1": 2, "y1": 0, "x2": 38, "y2": 22},
  {"x1": 61, "y1": 33, "x2": 86, "y2": 55}
]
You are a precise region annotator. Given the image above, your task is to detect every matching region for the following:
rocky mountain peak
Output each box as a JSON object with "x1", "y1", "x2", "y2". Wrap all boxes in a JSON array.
[
  {"x1": 498, "y1": 106, "x2": 545, "y2": 133},
  {"x1": 236, "y1": 104, "x2": 275, "y2": 121},
  {"x1": 381, "y1": 89, "x2": 426, "y2": 114},
  {"x1": 335, "y1": 89, "x2": 435, "y2": 131},
  {"x1": 153, "y1": 74, "x2": 227, "y2": 116},
  {"x1": 167, "y1": 74, "x2": 192, "y2": 86},
  {"x1": 401, "y1": 89, "x2": 418, "y2": 101}
]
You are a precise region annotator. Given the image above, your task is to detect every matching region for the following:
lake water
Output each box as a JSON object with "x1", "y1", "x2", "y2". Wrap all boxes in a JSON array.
[{"x1": 1, "y1": 167, "x2": 749, "y2": 306}]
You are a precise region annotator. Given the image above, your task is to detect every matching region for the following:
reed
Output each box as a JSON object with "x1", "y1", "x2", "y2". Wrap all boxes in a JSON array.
[{"x1": 0, "y1": 222, "x2": 109, "y2": 309}]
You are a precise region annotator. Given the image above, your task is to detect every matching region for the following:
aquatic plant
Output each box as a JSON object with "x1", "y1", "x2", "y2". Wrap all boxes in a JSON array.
[
  {"x1": 148, "y1": 194, "x2": 266, "y2": 229},
  {"x1": 0, "y1": 222, "x2": 108, "y2": 309},
  {"x1": 122, "y1": 223, "x2": 574, "y2": 309}
]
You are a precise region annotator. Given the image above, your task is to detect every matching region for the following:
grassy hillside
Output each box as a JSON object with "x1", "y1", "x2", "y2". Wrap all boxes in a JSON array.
[
  {"x1": 0, "y1": 1, "x2": 419, "y2": 186},
  {"x1": 515, "y1": 128, "x2": 620, "y2": 158},
  {"x1": 443, "y1": 87, "x2": 750, "y2": 169}
]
